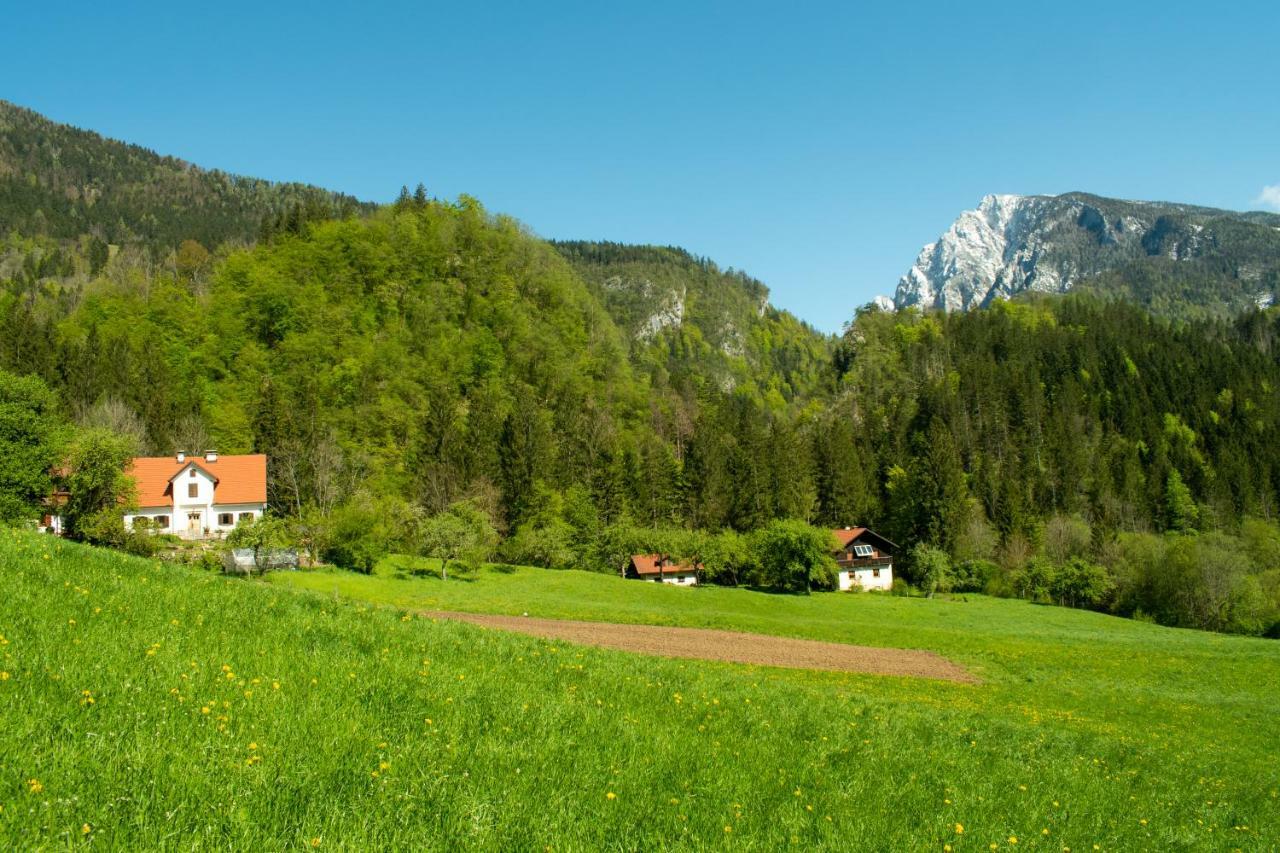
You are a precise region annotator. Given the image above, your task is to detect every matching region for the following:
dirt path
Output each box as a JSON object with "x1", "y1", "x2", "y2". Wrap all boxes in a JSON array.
[{"x1": 424, "y1": 611, "x2": 976, "y2": 683}]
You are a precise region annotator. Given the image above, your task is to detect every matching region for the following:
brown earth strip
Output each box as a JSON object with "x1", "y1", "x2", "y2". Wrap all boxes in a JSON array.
[{"x1": 423, "y1": 611, "x2": 977, "y2": 683}]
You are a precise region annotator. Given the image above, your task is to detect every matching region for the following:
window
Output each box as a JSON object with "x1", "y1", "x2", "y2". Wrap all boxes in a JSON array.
[
  {"x1": 155, "y1": 516, "x2": 169, "y2": 529},
  {"x1": 872, "y1": 568, "x2": 881, "y2": 578},
  {"x1": 189, "y1": 468, "x2": 197, "y2": 478},
  {"x1": 853, "y1": 544, "x2": 874, "y2": 558},
  {"x1": 188, "y1": 483, "x2": 198, "y2": 498},
  {"x1": 239, "y1": 512, "x2": 254, "y2": 523},
  {"x1": 218, "y1": 513, "x2": 234, "y2": 526}
]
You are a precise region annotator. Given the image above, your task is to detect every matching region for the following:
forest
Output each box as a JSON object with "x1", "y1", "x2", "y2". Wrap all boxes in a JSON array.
[{"x1": 2, "y1": 100, "x2": 1280, "y2": 637}]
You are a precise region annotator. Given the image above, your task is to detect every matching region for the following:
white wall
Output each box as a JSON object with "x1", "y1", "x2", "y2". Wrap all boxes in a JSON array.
[
  {"x1": 837, "y1": 564, "x2": 893, "y2": 592},
  {"x1": 644, "y1": 573, "x2": 698, "y2": 586}
]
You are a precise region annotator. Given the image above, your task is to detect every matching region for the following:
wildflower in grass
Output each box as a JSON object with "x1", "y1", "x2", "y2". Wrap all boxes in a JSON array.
[
  {"x1": 310, "y1": 838, "x2": 321, "y2": 848},
  {"x1": 272, "y1": 682, "x2": 280, "y2": 690},
  {"x1": 27, "y1": 779, "x2": 42, "y2": 794},
  {"x1": 606, "y1": 792, "x2": 616, "y2": 800},
  {"x1": 201, "y1": 706, "x2": 210, "y2": 715},
  {"x1": 956, "y1": 824, "x2": 964, "y2": 835},
  {"x1": 1009, "y1": 837, "x2": 1018, "y2": 844},
  {"x1": 1139, "y1": 819, "x2": 1147, "y2": 826},
  {"x1": 82, "y1": 824, "x2": 90, "y2": 834},
  {"x1": 1, "y1": 671, "x2": 9, "y2": 680}
]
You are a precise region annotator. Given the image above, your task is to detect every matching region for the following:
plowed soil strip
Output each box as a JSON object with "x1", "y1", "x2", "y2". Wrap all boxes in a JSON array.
[{"x1": 424, "y1": 611, "x2": 976, "y2": 683}]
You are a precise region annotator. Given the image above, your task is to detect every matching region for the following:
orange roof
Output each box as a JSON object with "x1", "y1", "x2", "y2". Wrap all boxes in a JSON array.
[
  {"x1": 629, "y1": 554, "x2": 700, "y2": 576},
  {"x1": 832, "y1": 527, "x2": 867, "y2": 548},
  {"x1": 127, "y1": 454, "x2": 267, "y2": 507}
]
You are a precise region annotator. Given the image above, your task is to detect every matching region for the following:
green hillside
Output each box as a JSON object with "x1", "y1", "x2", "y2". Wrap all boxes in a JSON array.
[
  {"x1": 553, "y1": 241, "x2": 832, "y2": 402},
  {"x1": 0, "y1": 99, "x2": 372, "y2": 252},
  {"x1": 3, "y1": 530, "x2": 1278, "y2": 848}
]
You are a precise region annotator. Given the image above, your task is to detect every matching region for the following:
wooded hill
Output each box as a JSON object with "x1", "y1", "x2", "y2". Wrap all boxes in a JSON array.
[{"x1": 2, "y1": 101, "x2": 1280, "y2": 636}]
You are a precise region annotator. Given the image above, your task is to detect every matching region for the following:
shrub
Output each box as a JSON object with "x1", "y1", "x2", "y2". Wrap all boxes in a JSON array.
[{"x1": 952, "y1": 559, "x2": 998, "y2": 593}]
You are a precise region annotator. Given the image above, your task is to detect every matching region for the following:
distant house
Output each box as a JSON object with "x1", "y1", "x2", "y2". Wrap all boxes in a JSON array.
[
  {"x1": 123, "y1": 451, "x2": 268, "y2": 540},
  {"x1": 626, "y1": 554, "x2": 700, "y2": 586},
  {"x1": 831, "y1": 527, "x2": 896, "y2": 591}
]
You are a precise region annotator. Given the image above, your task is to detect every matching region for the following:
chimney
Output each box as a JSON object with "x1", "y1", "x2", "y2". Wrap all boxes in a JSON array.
[
  {"x1": 204, "y1": 450, "x2": 218, "y2": 463},
  {"x1": 176, "y1": 451, "x2": 186, "y2": 463}
]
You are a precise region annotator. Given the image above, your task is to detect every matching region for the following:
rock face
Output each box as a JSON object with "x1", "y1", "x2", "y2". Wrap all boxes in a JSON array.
[{"x1": 885, "y1": 192, "x2": 1280, "y2": 313}]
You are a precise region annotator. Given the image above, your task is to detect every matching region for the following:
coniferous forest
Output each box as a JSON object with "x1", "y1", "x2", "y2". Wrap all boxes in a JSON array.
[{"x1": 3, "y1": 99, "x2": 1280, "y2": 636}]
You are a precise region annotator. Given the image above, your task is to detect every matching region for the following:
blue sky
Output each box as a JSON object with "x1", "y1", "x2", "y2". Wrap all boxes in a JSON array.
[{"x1": 3, "y1": 0, "x2": 1278, "y2": 331}]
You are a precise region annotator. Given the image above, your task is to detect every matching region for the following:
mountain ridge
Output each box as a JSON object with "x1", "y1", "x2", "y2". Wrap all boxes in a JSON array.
[{"x1": 884, "y1": 191, "x2": 1280, "y2": 317}]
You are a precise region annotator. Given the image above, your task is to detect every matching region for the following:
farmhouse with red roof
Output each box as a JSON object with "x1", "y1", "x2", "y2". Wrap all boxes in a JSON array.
[
  {"x1": 123, "y1": 451, "x2": 268, "y2": 539},
  {"x1": 831, "y1": 527, "x2": 896, "y2": 591},
  {"x1": 625, "y1": 553, "x2": 700, "y2": 586}
]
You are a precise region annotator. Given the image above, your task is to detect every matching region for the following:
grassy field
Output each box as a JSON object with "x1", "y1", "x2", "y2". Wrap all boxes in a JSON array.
[{"x1": 4, "y1": 537, "x2": 1278, "y2": 850}]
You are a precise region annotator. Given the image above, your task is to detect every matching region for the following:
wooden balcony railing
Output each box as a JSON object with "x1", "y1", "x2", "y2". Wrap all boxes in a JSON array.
[{"x1": 834, "y1": 556, "x2": 893, "y2": 569}]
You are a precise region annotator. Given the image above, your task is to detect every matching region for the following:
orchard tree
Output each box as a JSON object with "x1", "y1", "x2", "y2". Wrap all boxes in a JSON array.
[
  {"x1": 751, "y1": 520, "x2": 837, "y2": 594},
  {"x1": 419, "y1": 499, "x2": 499, "y2": 580}
]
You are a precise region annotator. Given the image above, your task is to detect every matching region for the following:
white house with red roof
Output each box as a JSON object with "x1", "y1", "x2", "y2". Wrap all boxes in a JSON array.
[
  {"x1": 625, "y1": 554, "x2": 700, "y2": 586},
  {"x1": 831, "y1": 527, "x2": 896, "y2": 591},
  {"x1": 124, "y1": 451, "x2": 267, "y2": 540}
]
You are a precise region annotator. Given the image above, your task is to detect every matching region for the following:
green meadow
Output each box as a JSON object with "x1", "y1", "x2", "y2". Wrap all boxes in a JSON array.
[{"x1": 3, "y1": 534, "x2": 1278, "y2": 850}]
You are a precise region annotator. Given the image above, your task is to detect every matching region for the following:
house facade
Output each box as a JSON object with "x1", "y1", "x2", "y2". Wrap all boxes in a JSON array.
[
  {"x1": 123, "y1": 451, "x2": 268, "y2": 540},
  {"x1": 832, "y1": 527, "x2": 896, "y2": 591},
  {"x1": 625, "y1": 554, "x2": 700, "y2": 586}
]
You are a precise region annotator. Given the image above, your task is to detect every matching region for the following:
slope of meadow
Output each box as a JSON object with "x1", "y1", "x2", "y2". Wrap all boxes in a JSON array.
[{"x1": 3, "y1": 531, "x2": 1278, "y2": 849}]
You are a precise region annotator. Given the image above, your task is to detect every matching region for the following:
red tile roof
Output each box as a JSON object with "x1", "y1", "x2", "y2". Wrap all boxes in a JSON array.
[
  {"x1": 832, "y1": 527, "x2": 867, "y2": 548},
  {"x1": 127, "y1": 455, "x2": 267, "y2": 507},
  {"x1": 629, "y1": 554, "x2": 700, "y2": 576}
]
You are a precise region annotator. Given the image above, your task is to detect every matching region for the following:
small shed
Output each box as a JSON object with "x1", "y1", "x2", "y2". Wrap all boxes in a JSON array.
[{"x1": 625, "y1": 554, "x2": 700, "y2": 586}]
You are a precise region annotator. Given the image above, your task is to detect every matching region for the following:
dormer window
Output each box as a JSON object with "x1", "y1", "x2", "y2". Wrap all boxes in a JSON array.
[{"x1": 853, "y1": 544, "x2": 874, "y2": 558}]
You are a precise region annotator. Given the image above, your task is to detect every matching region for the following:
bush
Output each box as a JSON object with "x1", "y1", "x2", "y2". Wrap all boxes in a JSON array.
[
  {"x1": 952, "y1": 559, "x2": 998, "y2": 593},
  {"x1": 908, "y1": 544, "x2": 952, "y2": 598}
]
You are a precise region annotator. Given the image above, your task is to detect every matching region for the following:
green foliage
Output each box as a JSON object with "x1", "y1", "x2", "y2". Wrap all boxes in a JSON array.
[
  {"x1": 417, "y1": 500, "x2": 499, "y2": 580},
  {"x1": 225, "y1": 514, "x2": 291, "y2": 573},
  {"x1": 60, "y1": 427, "x2": 138, "y2": 542},
  {"x1": 0, "y1": 370, "x2": 66, "y2": 523},
  {"x1": 750, "y1": 519, "x2": 837, "y2": 593},
  {"x1": 323, "y1": 496, "x2": 409, "y2": 574},
  {"x1": 908, "y1": 544, "x2": 952, "y2": 598},
  {"x1": 1163, "y1": 470, "x2": 1199, "y2": 533},
  {"x1": 0, "y1": 99, "x2": 371, "y2": 252}
]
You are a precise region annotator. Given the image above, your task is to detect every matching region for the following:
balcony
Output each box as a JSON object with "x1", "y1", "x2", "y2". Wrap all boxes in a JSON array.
[{"x1": 835, "y1": 556, "x2": 893, "y2": 569}]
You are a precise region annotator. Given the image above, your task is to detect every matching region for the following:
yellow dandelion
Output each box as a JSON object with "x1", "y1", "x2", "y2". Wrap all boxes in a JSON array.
[
  {"x1": 606, "y1": 792, "x2": 616, "y2": 800},
  {"x1": 1, "y1": 671, "x2": 9, "y2": 680},
  {"x1": 724, "y1": 826, "x2": 732, "y2": 834},
  {"x1": 249, "y1": 742, "x2": 258, "y2": 750},
  {"x1": 82, "y1": 824, "x2": 91, "y2": 835},
  {"x1": 201, "y1": 706, "x2": 210, "y2": 714},
  {"x1": 1010, "y1": 837, "x2": 1018, "y2": 845},
  {"x1": 310, "y1": 838, "x2": 322, "y2": 848},
  {"x1": 28, "y1": 778, "x2": 43, "y2": 794},
  {"x1": 379, "y1": 761, "x2": 390, "y2": 771},
  {"x1": 956, "y1": 824, "x2": 964, "y2": 835}
]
